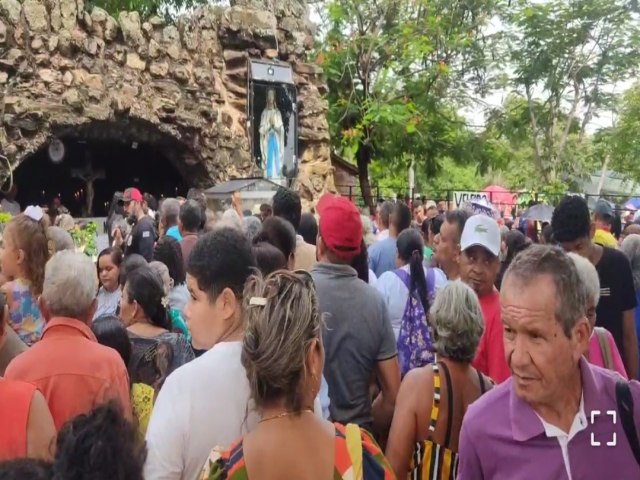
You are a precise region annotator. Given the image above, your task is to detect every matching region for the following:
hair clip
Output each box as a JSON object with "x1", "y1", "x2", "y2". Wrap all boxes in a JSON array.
[
  {"x1": 24, "y1": 206, "x2": 44, "y2": 222},
  {"x1": 249, "y1": 296, "x2": 267, "y2": 306},
  {"x1": 161, "y1": 296, "x2": 169, "y2": 309}
]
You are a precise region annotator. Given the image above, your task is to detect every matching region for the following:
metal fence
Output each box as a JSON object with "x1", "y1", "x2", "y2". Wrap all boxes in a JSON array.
[{"x1": 335, "y1": 184, "x2": 640, "y2": 216}]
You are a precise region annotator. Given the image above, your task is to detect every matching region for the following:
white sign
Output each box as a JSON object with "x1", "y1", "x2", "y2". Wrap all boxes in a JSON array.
[{"x1": 452, "y1": 191, "x2": 489, "y2": 208}]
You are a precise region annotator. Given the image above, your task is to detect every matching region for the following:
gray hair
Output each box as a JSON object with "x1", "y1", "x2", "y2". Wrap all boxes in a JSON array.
[
  {"x1": 620, "y1": 234, "x2": 640, "y2": 291},
  {"x1": 567, "y1": 252, "x2": 600, "y2": 306},
  {"x1": 42, "y1": 251, "x2": 97, "y2": 319},
  {"x1": 47, "y1": 226, "x2": 75, "y2": 253},
  {"x1": 500, "y1": 225, "x2": 510, "y2": 241},
  {"x1": 216, "y1": 209, "x2": 243, "y2": 231},
  {"x1": 56, "y1": 214, "x2": 75, "y2": 231},
  {"x1": 161, "y1": 198, "x2": 181, "y2": 226},
  {"x1": 429, "y1": 280, "x2": 484, "y2": 362},
  {"x1": 149, "y1": 261, "x2": 172, "y2": 295},
  {"x1": 503, "y1": 244, "x2": 587, "y2": 337},
  {"x1": 243, "y1": 216, "x2": 262, "y2": 243},
  {"x1": 360, "y1": 215, "x2": 375, "y2": 247}
]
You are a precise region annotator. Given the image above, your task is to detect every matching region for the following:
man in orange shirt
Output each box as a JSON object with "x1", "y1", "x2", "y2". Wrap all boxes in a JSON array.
[
  {"x1": 459, "y1": 214, "x2": 511, "y2": 383},
  {"x1": 5, "y1": 250, "x2": 131, "y2": 430}
]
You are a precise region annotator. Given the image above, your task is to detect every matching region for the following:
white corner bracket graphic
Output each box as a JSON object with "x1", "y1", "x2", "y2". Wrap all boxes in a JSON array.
[{"x1": 589, "y1": 410, "x2": 617, "y2": 447}]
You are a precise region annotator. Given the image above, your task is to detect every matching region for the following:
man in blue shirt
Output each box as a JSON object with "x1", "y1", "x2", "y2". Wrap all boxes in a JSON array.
[{"x1": 368, "y1": 202, "x2": 412, "y2": 277}]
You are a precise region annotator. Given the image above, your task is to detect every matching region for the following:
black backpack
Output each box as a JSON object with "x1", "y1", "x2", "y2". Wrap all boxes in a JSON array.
[{"x1": 616, "y1": 379, "x2": 640, "y2": 466}]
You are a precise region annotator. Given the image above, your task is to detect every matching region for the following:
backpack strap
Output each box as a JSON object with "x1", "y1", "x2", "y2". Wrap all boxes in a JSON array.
[
  {"x1": 616, "y1": 379, "x2": 640, "y2": 466},
  {"x1": 345, "y1": 423, "x2": 363, "y2": 480},
  {"x1": 439, "y1": 361, "x2": 455, "y2": 449},
  {"x1": 427, "y1": 363, "x2": 441, "y2": 441},
  {"x1": 392, "y1": 268, "x2": 411, "y2": 289},
  {"x1": 478, "y1": 369, "x2": 487, "y2": 394},
  {"x1": 595, "y1": 327, "x2": 614, "y2": 371}
]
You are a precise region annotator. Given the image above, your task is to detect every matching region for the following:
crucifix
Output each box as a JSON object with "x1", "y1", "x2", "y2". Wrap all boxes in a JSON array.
[{"x1": 71, "y1": 152, "x2": 105, "y2": 217}]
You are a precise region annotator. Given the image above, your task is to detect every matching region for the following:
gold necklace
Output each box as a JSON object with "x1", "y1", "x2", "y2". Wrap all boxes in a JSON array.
[{"x1": 259, "y1": 408, "x2": 314, "y2": 424}]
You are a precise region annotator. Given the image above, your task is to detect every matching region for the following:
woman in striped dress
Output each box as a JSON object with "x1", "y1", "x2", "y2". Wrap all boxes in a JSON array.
[{"x1": 385, "y1": 281, "x2": 493, "y2": 480}]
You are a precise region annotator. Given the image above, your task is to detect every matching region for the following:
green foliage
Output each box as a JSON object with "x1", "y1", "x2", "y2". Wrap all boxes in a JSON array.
[
  {"x1": 498, "y1": 0, "x2": 640, "y2": 183},
  {"x1": 318, "y1": 0, "x2": 500, "y2": 209},
  {"x1": 87, "y1": 0, "x2": 207, "y2": 19},
  {"x1": 483, "y1": 94, "x2": 598, "y2": 191},
  {"x1": 69, "y1": 222, "x2": 98, "y2": 259},
  {"x1": 610, "y1": 83, "x2": 640, "y2": 182},
  {"x1": 0, "y1": 212, "x2": 12, "y2": 225}
]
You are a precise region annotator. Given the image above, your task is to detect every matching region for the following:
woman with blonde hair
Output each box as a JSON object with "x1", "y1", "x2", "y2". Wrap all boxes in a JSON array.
[
  {"x1": 386, "y1": 280, "x2": 492, "y2": 479},
  {"x1": 202, "y1": 271, "x2": 395, "y2": 479}
]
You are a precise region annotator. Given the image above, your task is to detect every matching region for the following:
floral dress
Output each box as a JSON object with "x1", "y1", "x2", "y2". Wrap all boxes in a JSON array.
[
  {"x1": 200, "y1": 423, "x2": 395, "y2": 480},
  {"x1": 6, "y1": 279, "x2": 44, "y2": 346},
  {"x1": 131, "y1": 382, "x2": 154, "y2": 437}
]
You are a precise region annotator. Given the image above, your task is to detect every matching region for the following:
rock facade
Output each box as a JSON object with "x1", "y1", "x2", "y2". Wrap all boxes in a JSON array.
[{"x1": 0, "y1": 0, "x2": 334, "y2": 205}]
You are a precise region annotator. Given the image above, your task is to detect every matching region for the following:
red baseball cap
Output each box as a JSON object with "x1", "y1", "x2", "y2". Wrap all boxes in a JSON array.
[
  {"x1": 317, "y1": 193, "x2": 362, "y2": 260},
  {"x1": 123, "y1": 187, "x2": 143, "y2": 203}
]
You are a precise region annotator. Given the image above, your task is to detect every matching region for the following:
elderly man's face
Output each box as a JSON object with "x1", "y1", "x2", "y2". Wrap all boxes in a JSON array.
[
  {"x1": 460, "y1": 246, "x2": 500, "y2": 297},
  {"x1": 501, "y1": 274, "x2": 589, "y2": 407}
]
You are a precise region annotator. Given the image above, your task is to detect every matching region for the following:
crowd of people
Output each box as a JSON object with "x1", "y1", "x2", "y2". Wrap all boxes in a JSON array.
[{"x1": 0, "y1": 184, "x2": 639, "y2": 480}]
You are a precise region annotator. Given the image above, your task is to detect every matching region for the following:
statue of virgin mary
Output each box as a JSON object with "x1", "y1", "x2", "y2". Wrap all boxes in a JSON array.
[{"x1": 259, "y1": 88, "x2": 285, "y2": 179}]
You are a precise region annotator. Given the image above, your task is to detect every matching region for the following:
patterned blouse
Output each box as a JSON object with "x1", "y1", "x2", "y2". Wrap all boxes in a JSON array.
[
  {"x1": 6, "y1": 279, "x2": 44, "y2": 346},
  {"x1": 200, "y1": 423, "x2": 396, "y2": 480},
  {"x1": 131, "y1": 382, "x2": 154, "y2": 437},
  {"x1": 127, "y1": 331, "x2": 194, "y2": 394}
]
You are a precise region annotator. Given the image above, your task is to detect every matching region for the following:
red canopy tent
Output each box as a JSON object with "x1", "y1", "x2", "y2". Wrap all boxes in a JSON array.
[{"x1": 483, "y1": 185, "x2": 517, "y2": 206}]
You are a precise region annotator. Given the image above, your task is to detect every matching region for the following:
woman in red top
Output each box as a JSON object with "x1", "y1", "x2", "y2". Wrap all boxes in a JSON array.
[{"x1": 0, "y1": 318, "x2": 56, "y2": 461}]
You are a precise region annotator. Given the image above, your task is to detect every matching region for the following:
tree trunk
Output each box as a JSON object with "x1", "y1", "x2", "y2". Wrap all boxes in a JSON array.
[
  {"x1": 596, "y1": 154, "x2": 610, "y2": 196},
  {"x1": 356, "y1": 141, "x2": 375, "y2": 215}
]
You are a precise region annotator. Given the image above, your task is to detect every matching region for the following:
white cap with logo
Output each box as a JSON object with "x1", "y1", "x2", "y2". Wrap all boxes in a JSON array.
[{"x1": 460, "y1": 214, "x2": 501, "y2": 257}]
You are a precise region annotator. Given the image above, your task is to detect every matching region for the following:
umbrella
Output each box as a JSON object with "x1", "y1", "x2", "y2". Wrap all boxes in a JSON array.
[
  {"x1": 483, "y1": 185, "x2": 517, "y2": 206},
  {"x1": 624, "y1": 197, "x2": 640, "y2": 211},
  {"x1": 521, "y1": 204, "x2": 554, "y2": 223},
  {"x1": 464, "y1": 199, "x2": 500, "y2": 219}
]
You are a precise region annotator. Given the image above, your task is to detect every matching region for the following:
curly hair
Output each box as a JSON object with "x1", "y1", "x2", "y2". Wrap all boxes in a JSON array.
[
  {"x1": 52, "y1": 402, "x2": 146, "y2": 480},
  {"x1": 272, "y1": 187, "x2": 302, "y2": 230},
  {"x1": 4, "y1": 214, "x2": 50, "y2": 295},
  {"x1": 0, "y1": 459, "x2": 52, "y2": 479},
  {"x1": 429, "y1": 280, "x2": 484, "y2": 363},
  {"x1": 187, "y1": 227, "x2": 256, "y2": 301},
  {"x1": 551, "y1": 195, "x2": 591, "y2": 243},
  {"x1": 242, "y1": 271, "x2": 322, "y2": 412}
]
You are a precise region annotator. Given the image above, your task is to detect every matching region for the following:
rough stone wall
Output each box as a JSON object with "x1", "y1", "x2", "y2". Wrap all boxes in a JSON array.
[{"x1": 0, "y1": 0, "x2": 334, "y2": 205}]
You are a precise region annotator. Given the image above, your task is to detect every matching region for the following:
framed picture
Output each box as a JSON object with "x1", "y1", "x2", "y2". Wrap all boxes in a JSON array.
[{"x1": 248, "y1": 60, "x2": 298, "y2": 182}]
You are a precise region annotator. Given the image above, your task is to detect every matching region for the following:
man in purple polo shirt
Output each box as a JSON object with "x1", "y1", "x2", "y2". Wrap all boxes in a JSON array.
[{"x1": 458, "y1": 245, "x2": 640, "y2": 479}]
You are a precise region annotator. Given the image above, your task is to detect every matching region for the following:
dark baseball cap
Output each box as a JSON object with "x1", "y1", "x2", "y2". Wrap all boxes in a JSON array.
[{"x1": 594, "y1": 199, "x2": 613, "y2": 219}]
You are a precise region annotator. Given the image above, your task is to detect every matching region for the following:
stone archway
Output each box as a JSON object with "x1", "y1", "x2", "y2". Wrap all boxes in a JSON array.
[
  {"x1": 13, "y1": 117, "x2": 206, "y2": 216},
  {"x1": 0, "y1": 0, "x2": 335, "y2": 207}
]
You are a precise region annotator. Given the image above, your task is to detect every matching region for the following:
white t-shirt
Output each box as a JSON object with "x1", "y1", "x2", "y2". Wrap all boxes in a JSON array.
[
  {"x1": 144, "y1": 341, "x2": 322, "y2": 480},
  {"x1": 376, "y1": 265, "x2": 447, "y2": 339}
]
